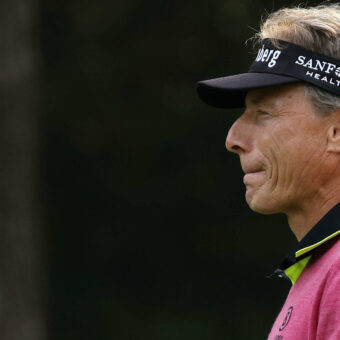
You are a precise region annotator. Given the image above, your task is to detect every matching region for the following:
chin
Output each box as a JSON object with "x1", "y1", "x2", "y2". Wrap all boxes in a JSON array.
[
  {"x1": 246, "y1": 190, "x2": 281, "y2": 215},
  {"x1": 248, "y1": 201, "x2": 276, "y2": 215}
]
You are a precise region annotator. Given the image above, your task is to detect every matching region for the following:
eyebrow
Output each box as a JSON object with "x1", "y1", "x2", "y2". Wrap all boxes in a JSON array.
[{"x1": 245, "y1": 93, "x2": 266, "y2": 107}]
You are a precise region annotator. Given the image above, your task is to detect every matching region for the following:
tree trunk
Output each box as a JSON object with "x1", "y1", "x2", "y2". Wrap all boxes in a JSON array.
[{"x1": 0, "y1": 1, "x2": 46, "y2": 339}]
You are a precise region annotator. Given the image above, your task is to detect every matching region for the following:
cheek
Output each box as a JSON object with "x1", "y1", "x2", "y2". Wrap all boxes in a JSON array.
[
  {"x1": 259, "y1": 133, "x2": 292, "y2": 175},
  {"x1": 269, "y1": 138, "x2": 326, "y2": 195},
  {"x1": 260, "y1": 133, "x2": 314, "y2": 186}
]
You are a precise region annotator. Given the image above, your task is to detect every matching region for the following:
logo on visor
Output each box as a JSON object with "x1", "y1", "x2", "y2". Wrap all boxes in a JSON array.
[
  {"x1": 336, "y1": 67, "x2": 340, "y2": 77},
  {"x1": 255, "y1": 44, "x2": 281, "y2": 68},
  {"x1": 295, "y1": 56, "x2": 340, "y2": 85}
]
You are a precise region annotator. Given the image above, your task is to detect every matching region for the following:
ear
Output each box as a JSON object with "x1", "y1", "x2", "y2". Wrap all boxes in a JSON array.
[{"x1": 327, "y1": 125, "x2": 340, "y2": 153}]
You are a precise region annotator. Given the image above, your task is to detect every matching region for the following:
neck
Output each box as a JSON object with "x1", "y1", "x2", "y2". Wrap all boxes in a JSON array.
[{"x1": 287, "y1": 190, "x2": 340, "y2": 241}]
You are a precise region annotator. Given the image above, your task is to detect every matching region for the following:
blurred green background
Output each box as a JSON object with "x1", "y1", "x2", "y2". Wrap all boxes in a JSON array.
[{"x1": 4, "y1": 0, "x2": 334, "y2": 339}]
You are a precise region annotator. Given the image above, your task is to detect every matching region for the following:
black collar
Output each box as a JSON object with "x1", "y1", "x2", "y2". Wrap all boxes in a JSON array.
[{"x1": 272, "y1": 202, "x2": 340, "y2": 283}]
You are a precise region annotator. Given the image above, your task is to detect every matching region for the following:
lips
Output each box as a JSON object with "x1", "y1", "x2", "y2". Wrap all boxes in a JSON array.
[
  {"x1": 240, "y1": 159, "x2": 266, "y2": 186},
  {"x1": 241, "y1": 161, "x2": 265, "y2": 184},
  {"x1": 241, "y1": 162, "x2": 264, "y2": 175},
  {"x1": 244, "y1": 168, "x2": 263, "y2": 174},
  {"x1": 243, "y1": 170, "x2": 266, "y2": 185}
]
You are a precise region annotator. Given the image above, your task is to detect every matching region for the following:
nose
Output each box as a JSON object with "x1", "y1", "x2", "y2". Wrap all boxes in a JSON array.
[{"x1": 225, "y1": 115, "x2": 250, "y2": 154}]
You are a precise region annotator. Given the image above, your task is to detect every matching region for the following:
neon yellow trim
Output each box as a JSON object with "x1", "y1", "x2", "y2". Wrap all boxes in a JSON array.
[
  {"x1": 284, "y1": 255, "x2": 312, "y2": 285},
  {"x1": 295, "y1": 230, "x2": 340, "y2": 258}
]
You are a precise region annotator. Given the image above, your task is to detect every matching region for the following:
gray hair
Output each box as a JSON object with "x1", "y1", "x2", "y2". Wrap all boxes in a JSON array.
[{"x1": 254, "y1": 4, "x2": 340, "y2": 115}]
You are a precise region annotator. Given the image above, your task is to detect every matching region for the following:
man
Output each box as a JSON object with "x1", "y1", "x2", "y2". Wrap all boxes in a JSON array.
[{"x1": 197, "y1": 4, "x2": 340, "y2": 340}]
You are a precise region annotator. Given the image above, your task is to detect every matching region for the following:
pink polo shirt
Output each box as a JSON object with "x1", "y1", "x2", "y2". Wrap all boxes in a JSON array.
[{"x1": 267, "y1": 237, "x2": 340, "y2": 340}]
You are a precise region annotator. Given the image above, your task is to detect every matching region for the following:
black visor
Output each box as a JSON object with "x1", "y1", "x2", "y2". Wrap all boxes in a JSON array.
[{"x1": 197, "y1": 39, "x2": 340, "y2": 108}]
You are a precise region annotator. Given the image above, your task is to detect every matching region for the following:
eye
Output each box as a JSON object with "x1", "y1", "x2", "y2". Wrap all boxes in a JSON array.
[{"x1": 257, "y1": 109, "x2": 269, "y2": 116}]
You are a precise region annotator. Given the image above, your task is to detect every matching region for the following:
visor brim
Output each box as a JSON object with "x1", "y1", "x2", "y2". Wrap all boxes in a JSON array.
[{"x1": 197, "y1": 72, "x2": 300, "y2": 109}]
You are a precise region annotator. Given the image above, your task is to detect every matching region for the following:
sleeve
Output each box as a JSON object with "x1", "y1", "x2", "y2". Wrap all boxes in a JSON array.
[{"x1": 316, "y1": 260, "x2": 340, "y2": 340}]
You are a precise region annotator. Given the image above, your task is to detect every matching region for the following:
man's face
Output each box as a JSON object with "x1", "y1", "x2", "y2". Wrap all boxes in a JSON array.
[{"x1": 226, "y1": 83, "x2": 332, "y2": 215}]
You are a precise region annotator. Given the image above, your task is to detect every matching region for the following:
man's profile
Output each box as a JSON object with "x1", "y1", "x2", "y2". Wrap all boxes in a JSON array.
[{"x1": 197, "y1": 4, "x2": 340, "y2": 339}]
